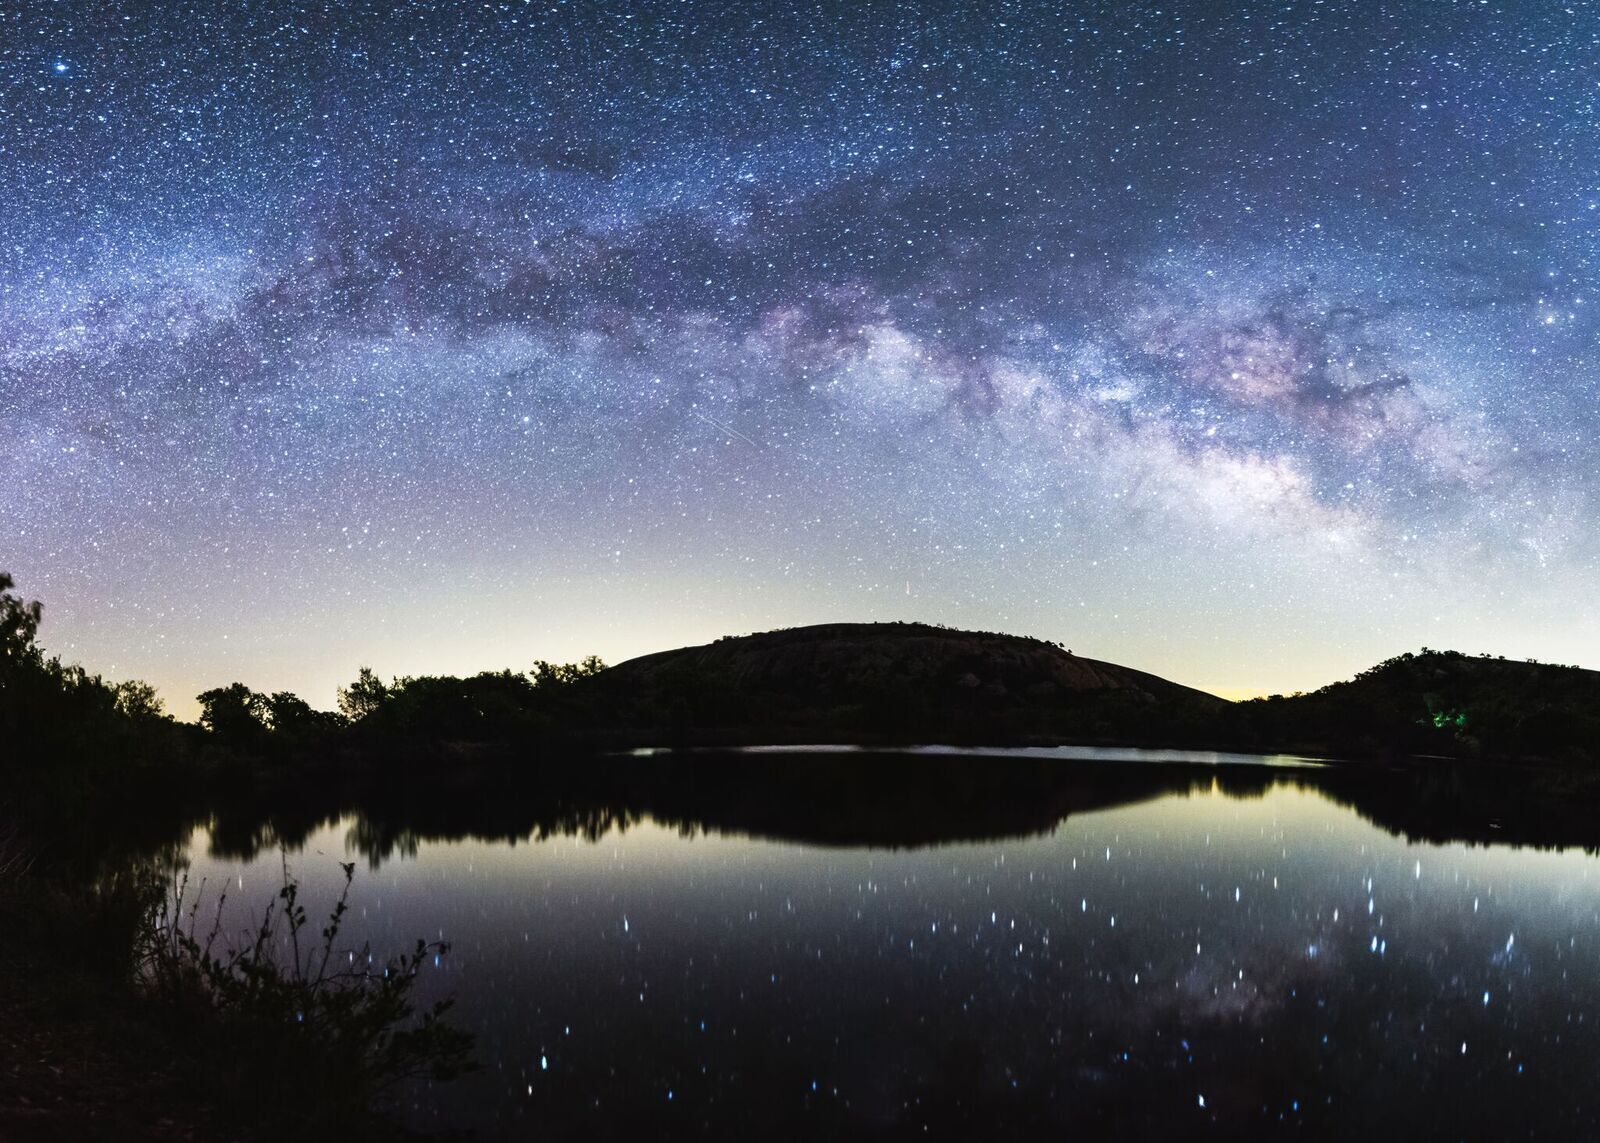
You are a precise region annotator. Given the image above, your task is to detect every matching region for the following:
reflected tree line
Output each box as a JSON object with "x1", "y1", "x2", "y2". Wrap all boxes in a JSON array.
[{"x1": 186, "y1": 755, "x2": 1600, "y2": 872}]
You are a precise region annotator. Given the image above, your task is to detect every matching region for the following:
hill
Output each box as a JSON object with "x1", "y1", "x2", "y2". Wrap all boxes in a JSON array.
[
  {"x1": 1233, "y1": 649, "x2": 1600, "y2": 762},
  {"x1": 586, "y1": 621, "x2": 1224, "y2": 745},
  {"x1": 584, "y1": 629, "x2": 1600, "y2": 761}
]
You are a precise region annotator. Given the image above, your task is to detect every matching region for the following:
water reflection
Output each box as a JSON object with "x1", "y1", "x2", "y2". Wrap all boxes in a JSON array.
[
  {"x1": 194, "y1": 752, "x2": 1600, "y2": 869},
  {"x1": 177, "y1": 762, "x2": 1600, "y2": 1140},
  {"x1": 203, "y1": 753, "x2": 1295, "y2": 865},
  {"x1": 621, "y1": 744, "x2": 1328, "y2": 767}
]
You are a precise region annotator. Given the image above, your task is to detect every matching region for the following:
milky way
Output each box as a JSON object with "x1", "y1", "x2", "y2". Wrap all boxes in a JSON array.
[{"x1": 3, "y1": 1, "x2": 1597, "y2": 714}]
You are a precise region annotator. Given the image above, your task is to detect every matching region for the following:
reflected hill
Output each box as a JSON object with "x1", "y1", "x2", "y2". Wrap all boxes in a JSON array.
[
  {"x1": 201, "y1": 754, "x2": 1279, "y2": 864},
  {"x1": 1312, "y1": 760, "x2": 1600, "y2": 852},
  {"x1": 189, "y1": 753, "x2": 1600, "y2": 869}
]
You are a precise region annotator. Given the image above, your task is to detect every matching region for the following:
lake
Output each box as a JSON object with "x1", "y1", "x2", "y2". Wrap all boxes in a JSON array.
[{"x1": 175, "y1": 754, "x2": 1600, "y2": 1139}]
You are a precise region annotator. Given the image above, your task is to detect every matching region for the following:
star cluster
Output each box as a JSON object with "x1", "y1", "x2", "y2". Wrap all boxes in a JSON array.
[{"x1": 3, "y1": 1, "x2": 1597, "y2": 712}]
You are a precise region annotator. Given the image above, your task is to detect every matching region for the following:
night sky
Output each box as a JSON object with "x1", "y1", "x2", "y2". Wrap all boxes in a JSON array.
[{"x1": 3, "y1": 1, "x2": 1596, "y2": 716}]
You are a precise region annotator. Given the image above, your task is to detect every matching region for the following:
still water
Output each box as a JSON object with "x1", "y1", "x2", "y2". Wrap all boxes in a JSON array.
[{"x1": 180, "y1": 766, "x2": 1600, "y2": 1140}]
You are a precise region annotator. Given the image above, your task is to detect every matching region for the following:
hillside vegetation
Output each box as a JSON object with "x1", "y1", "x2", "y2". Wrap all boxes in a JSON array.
[{"x1": 1233, "y1": 649, "x2": 1600, "y2": 763}]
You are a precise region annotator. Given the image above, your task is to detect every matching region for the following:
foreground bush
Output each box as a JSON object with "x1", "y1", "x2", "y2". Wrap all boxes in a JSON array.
[{"x1": 137, "y1": 853, "x2": 474, "y2": 1133}]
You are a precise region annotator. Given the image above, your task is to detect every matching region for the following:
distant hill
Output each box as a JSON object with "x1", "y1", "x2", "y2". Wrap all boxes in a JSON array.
[
  {"x1": 588, "y1": 622, "x2": 1224, "y2": 745},
  {"x1": 1234, "y1": 649, "x2": 1600, "y2": 762},
  {"x1": 583, "y1": 628, "x2": 1600, "y2": 761}
]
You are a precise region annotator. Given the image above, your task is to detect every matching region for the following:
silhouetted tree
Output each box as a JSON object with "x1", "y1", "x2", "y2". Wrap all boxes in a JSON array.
[
  {"x1": 0, "y1": 572, "x2": 43, "y2": 671},
  {"x1": 530, "y1": 656, "x2": 606, "y2": 688},
  {"x1": 1, "y1": 572, "x2": 184, "y2": 767},
  {"x1": 385, "y1": 671, "x2": 542, "y2": 740},
  {"x1": 338, "y1": 667, "x2": 390, "y2": 722},
  {"x1": 262, "y1": 690, "x2": 347, "y2": 739},
  {"x1": 112, "y1": 679, "x2": 165, "y2": 721},
  {"x1": 266, "y1": 691, "x2": 312, "y2": 730},
  {"x1": 197, "y1": 683, "x2": 269, "y2": 745}
]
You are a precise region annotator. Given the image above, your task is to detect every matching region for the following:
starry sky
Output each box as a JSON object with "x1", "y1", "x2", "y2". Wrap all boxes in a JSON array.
[{"x1": 3, "y1": 0, "x2": 1597, "y2": 717}]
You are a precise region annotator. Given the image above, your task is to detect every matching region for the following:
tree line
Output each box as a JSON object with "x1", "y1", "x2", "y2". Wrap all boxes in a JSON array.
[
  {"x1": 2, "y1": 572, "x2": 608, "y2": 770},
  {"x1": 6, "y1": 571, "x2": 1599, "y2": 769}
]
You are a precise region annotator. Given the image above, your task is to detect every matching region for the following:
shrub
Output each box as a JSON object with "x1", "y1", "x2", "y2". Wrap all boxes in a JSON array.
[{"x1": 138, "y1": 852, "x2": 474, "y2": 1131}]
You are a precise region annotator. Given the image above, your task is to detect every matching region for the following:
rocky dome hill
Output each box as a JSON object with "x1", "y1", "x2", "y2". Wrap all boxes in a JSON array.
[{"x1": 587, "y1": 622, "x2": 1223, "y2": 743}]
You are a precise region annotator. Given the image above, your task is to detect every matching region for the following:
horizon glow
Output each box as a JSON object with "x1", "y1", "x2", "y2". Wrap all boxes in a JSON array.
[{"x1": 3, "y1": 2, "x2": 1597, "y2": 720}]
